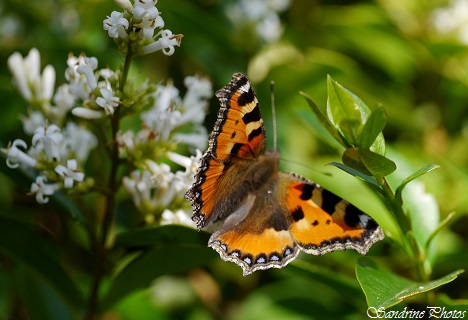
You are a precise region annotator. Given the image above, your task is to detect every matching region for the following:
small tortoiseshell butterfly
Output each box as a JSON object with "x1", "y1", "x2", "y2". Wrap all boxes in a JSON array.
[{"x1": 185, "y1": 73, "x2": 384, "y2": 276}]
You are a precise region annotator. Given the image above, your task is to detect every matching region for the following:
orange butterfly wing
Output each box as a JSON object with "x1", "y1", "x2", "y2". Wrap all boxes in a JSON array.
[
  {"x1": 208, "y1": 173, "x2": 383, "y2": 276},
  {"x1": 283, "y1": 173, "x2": 384, "y2": 256},
  {"x1": 185, "y1": 73, "x2": 266, "y2": 228}
]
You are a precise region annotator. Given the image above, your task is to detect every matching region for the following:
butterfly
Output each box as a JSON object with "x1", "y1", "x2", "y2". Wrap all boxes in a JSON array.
[{"x1": 185, "y1": 73, "x2": 384, "y2": 276}]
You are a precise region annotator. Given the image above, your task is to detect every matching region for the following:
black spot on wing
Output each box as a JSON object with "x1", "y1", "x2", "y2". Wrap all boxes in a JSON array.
[
  {"x1": 300, "y1": 184, "x2": 315, "y2": 200},
  {"x1": 231, "y1": 131, "x2": 237, "y2": 139},
  {"x1": 321, "y1": 189, "x2": 342, "y2": 215},
  {"x1": 344, "y1": 204, "x2": 364, "y2": 228},
  {"x1": 312, "y1": 220, "x2": 319, "y2": 226},
  {"x1": 247, "y1": 127, "x2": 263, "y2": 142},
  {"x1": 230, "y1": 143, "x2": 243, "y2": 156},
  {"x1": 291, "y1": 206, "x2": 304, "y2": 221},
  {"x1": 242, "y1": 105, "x2": 261, "y2": 124},
  {"x1": 238, "y1": 90, "x2": 254, "y2": 107},
  {"x1": 366, "y1": 218, "x2": 379, "y2": 231},
  {"x1": 344, "y1": 205, "x2": 379, "y2": 231}
]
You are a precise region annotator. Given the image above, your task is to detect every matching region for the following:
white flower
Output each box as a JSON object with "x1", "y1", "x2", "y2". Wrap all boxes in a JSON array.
[
  {"x1": 123, "y1": 170, "x2": 154, "y2": 208},
  {"x1": 140, "y1": 30, "x2": 183, "y2": 56},
  {"x1": 3, "y1": 139, "x2": 37, "y2": 169},
  {"x1": 65, "y1": 54, "x2": 83, "y2": 82},
  {"x1": 256, "y1": 12, "x2": 283, "y2": 43},
  {"x1": 145, "y1": 108, "x2": 181, "y2": 141},
  {"x1": 20, "y1": 111, "x2": 46, "y2": 135},
  {"x1": 167, "y1": 150, "x2": 202, "y2": 192},
  {"x1": 96, "y1": 88, "x2": 120, "y2": 115},
  {"x1": 225, "y1": 0, "x2": 290, "y2": 43},
  {"x1": 76, "y1": 57, "x2": 98, "y2": 91},
  {"x1": 103, "y1": 11, "x2": 129, "y2": 39},
  {"x1": 153, "y1": 82, "x2": 180, "y2": 112},
  {"x1": 141, "y1": 82, "x2": 183, "y2": 140},
  {"x1": 50, "y1": 84, "x2": 76, "y2": 122},
  {"x1": 55, "y1": 159, "x2": 85, "y2": 188},
  {"x1": 30, "y1": 175, "x2": 60, "y2": 204},
  {"x1": 160, "y1": 209, "x2": 195, "y2": 227},
  {"x1": 145, "y1": 160, "x2": 177, "y2": 206},
  {"x1": 63, "y1": 122, "x2": 98, "y2": 162},
  {"x1": 167, "y1": 150, "x2": 202, "y2": 175},
  {"x1": 116, "y1": 130, "x2": 135, "y2": 156},
  {"x1": 66, "y1": 54, "x2": 98, "y2": 100},
  {"x1": 179, "y1": 75, "x2": 212, "y2": 125},
  {"x1": 53, "y1": 84, "x2": 76, "y2": 111},
  {"x1": 7, "y1": 48, "x2": 56, "y2": 103},
  {"x1": 71, "y1": 107, "x2": 103, "y2": 119},
  {"x1": 114, "y1": 0, "x2": 133, "y2": 13},
  {"x1": 137, "y1": 15, "x2": 165, "y2": 39},
  {"x1": 32, "y1": 124, "x2": 63, "y2": 161},
  {"x1": 98, "y1": 68, "x2": 115, "y2": 84},
  {"x1": 133, "y1": 0, "x2": 159, "y2": 19},
  {"x1": 146, "y1": 160, "x2": 173, "y2": 187},
  {"x1": 173, "y1": 126, "x2": 208, "y2": 150}
]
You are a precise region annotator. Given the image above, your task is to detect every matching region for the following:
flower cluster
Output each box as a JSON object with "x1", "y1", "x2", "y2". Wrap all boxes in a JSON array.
[
  {"x1": 121, "y1": 75, "x2": 212, "y2": 225},
  {"x1": 225, "y1": 0, "x2": 290, "y2": 43},
  {"x1": 104, "y1": 0, "x2": 183, "y2": 56},
  {"x1": 4, "y1": 48, "x2": 96, "y2": 203},
  {"x1": 3, "y1": 0, "x2": 210, "y2": 228}
]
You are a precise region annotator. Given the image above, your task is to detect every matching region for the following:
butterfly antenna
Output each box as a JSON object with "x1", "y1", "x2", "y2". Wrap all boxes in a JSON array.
[{"x1": 270, "y1": 80, "x2": 278, "y2": 151}]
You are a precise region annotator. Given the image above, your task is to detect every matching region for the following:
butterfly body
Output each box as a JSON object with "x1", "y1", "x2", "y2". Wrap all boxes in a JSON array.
[{"x1": 185, "y1": 73, "x2": 384, "y2": 276}]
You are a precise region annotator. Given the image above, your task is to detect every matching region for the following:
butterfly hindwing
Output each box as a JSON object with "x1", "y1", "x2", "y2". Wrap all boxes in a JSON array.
[
  {"x1": 283, "y1": 173, "x2": 384, "y2": 255},
  {"x1": 208, "y1": 184, "x2": 299, "y2": 276},
  {"x1": 206, "y1": 171, "x2": 384, "y2": 275}
]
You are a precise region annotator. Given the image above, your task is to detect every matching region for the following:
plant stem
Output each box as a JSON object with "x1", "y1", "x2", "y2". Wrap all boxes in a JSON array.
[
  {"x1": 84, "y1": 47, "x2": 133, "y2": 320},
  {"x1": 381, "y1": 178, "x2": 428, "y2": 282}
]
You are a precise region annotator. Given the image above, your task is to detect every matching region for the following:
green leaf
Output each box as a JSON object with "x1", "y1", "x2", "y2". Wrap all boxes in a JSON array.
[
  {"x1": 384, "y1": 152, "x2": 440, "y2": 261},
  {"x1": 104, "y1": 226, "x2": 215, "y2": 309},
  {"x1": 337, "y1": 84, "x2": 386, "y2": 155},
  {"x1": 289, "y1": 260, "x2": 363, "y2": 303},
  {"x1": 356, "y1": 257, "x2": 464, "y2": 309},
  {"x1": 299, "y1": 92, "x2": 347, "y2": 148},
  {"x1": 101, "y1": 245, "x2": 217, "y2": 310},
  {"x1": 436, "y1": 293, "x2": 468, "y2": 310},
  {"x1": 17, "y1": 269, "x2": 76, "y2": 320},
  {"x1": 326, "y1": 76, "x2": 385, "y2": 152},
  {"x1": 359, "y1": 107, "x2": 386, "y2": 152},
  {"x1": 425, "y1": 212, "x2": 456, "y2": 253},
  {"x1": 343, "y1": 148, "x2": 396, "y2": 180},
  {"x1": 395, "y1": 163, "x2": 441, "y2": 206},
  {"x1": 0, "y1": 217, "x2": 84, "y2": 311},
  {"x1": 328, "y1": 162, "x2": 379, "y2": 187},
  {"x1": 338, "y1": 119, "x2": 361, "y2": 145},
  {"x1": 114, "y1": 225, "x2": 210, "y2": 249},
  {"x1": 327, "y1": 76, "x2": 363, "y2": 127}
]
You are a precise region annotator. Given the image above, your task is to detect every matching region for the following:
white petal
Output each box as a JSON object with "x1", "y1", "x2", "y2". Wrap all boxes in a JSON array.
[{"x1": 72, "y1": 107, "x2": 103, "y2": 119}]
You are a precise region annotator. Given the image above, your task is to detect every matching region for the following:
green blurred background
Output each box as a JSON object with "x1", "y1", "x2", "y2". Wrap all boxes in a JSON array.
[{"x1": 0, "y1": 0, "x2": 467, "y2": 319}]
